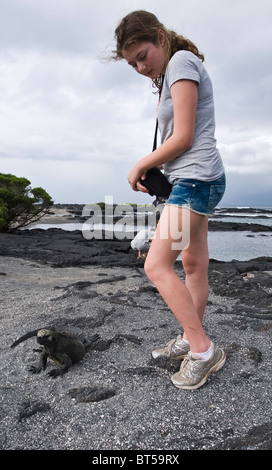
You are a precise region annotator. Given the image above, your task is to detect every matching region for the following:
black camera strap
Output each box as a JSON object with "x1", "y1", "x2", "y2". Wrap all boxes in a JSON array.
[{"x1": 152, "y1": 75, "x2": 164, "y2": 152}]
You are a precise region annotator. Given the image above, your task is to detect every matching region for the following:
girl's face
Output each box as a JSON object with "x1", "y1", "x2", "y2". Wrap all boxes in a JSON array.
[{"x1": 122, "y1": 39, "x2": 167, "y2": 79}]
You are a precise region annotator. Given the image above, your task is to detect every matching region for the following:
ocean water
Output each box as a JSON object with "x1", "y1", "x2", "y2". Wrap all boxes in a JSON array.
[
  {"x1": 208, "y1": 207, "x2": 272, "y2": 261},
  {"x1": 29, "y1": 207, "x2": 272, "y2": 262},
  {"x1": 207, "y1": 230, "x2": 271, "y2": 261}
]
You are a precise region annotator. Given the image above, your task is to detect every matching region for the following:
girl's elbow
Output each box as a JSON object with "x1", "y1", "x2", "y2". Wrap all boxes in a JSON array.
[
  {"x1": 173, "y1": 131, "x2": 194, "y2": 154},
  {"x1": 183, "y1": 137, "x2": 193, "y2": 152},
  {"x1": 178, "y1": 136, "x2": 194, "y2": 153}
]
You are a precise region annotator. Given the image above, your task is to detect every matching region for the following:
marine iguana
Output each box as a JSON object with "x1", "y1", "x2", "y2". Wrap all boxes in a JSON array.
[{"x1": 11, "y1": 325, "x2": 99, "y2": 377}]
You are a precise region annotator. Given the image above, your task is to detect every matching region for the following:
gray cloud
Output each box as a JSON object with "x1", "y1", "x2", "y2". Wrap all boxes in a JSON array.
[{"x1": 0, "y1": 0, "x2": 271, "y2": 206}]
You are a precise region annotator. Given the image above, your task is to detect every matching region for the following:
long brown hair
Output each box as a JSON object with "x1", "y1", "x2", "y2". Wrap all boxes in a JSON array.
[{"x1": 113, "y1": 10, "x2": 204, "y2": 89}]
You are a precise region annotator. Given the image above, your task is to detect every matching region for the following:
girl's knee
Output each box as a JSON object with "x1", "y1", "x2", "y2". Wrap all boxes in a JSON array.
[
  {"x1": 144, "y1": 257, "x2": 156, "y2": 282},
  {"x1": 182, "y1": 253, "x2": 209, "y2": 277},
  {"x1": 145, "y1": 256, "x2": 176, "y2": 286},
  {"x1": 144, "y1": 257, "x2": 166, "y2": 284}
]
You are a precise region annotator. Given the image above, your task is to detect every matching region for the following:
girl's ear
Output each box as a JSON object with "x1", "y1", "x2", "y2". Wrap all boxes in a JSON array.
[{"x1": 157, "y1": 29, "x2": 165, "y2": 46}]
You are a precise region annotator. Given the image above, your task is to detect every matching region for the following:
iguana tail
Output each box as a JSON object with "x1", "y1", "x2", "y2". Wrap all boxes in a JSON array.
[{"x1": 10, "y1": 329, "x2": 42, "y2": 348}]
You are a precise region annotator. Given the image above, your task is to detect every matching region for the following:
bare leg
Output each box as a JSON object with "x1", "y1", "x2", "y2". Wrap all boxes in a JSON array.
[
  {"x1": 181, "y1": 211, "x2": 209, "y2": 340},
  {"x1": 144, "y1": 205, "x2": 210, "y2": 354}
]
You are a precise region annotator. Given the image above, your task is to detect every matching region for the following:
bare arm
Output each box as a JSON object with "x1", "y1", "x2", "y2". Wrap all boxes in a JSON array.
[{"x1": 127, "y1": 79, "x2": 198, "y2": 191}]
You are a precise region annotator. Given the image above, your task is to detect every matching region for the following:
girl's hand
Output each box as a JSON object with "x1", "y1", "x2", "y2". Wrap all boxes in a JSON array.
[{"x1": 127, "y1": 165, "x2": 149, "y2": 192}]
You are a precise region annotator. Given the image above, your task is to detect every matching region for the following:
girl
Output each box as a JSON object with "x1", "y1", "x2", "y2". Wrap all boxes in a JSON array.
[{"x1": 113, "y1": 10, "x2": 226, "y2": 390}]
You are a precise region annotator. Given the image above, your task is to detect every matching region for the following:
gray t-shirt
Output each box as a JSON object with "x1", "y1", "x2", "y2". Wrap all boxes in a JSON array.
[{"x1": 158, "y1": 50, "x2": 224, "y2": 182}]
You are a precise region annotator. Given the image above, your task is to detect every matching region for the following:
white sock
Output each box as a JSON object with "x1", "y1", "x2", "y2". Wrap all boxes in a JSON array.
[
  {"x1": 181, "y1": 338, "x2": 189, "y2": 345},
  {"x1": 191, "y1": 343, "x2": 213, "y2": 361}
]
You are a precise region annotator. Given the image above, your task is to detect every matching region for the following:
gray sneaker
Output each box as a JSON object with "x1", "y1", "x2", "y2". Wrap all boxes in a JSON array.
[
  {"x1": 171, "y1": 342, "x2": 226, "y2": 390},
  {"x1": 152, "y1": 334, "x2": 190, "y2": 360}
]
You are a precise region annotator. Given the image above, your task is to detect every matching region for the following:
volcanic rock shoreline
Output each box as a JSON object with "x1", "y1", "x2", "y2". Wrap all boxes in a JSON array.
[
  {"x1": 0, "y1": 208, "x2": 271, "y2": 451},
  {"x1": 44, "y1": 202, "x2": 272, "y2": 232}
]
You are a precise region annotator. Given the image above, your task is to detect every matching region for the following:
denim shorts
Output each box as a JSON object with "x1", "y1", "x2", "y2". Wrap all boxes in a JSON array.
[{"x1": 166, "y1": 173, "x2": 226, "y2": 216}]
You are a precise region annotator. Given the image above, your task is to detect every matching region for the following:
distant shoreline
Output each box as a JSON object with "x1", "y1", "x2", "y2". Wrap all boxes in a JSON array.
[{"x1": 33, "y1": 204, "x2": 272, "y2": 233}]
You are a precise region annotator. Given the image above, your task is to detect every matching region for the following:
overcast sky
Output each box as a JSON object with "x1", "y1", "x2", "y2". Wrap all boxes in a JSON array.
[{"x1": 0, "y1": 0, "x2": 271, "y2": 207}]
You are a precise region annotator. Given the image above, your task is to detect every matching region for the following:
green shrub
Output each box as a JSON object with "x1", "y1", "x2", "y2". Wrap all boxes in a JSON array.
[{"x1": 0, "y1": 173, "x2": 53, "y2": 232}]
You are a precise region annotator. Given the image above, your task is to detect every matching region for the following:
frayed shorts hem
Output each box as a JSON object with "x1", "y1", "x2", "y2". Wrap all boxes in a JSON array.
[{"x1": 165, "y1": 203, "x2": 212, "y2": 217}]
